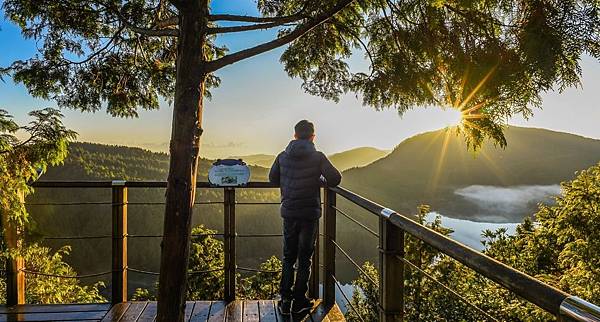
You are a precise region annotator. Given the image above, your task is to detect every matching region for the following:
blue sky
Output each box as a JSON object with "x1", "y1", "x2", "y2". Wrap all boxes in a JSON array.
[{"x1": 1, "y1": 1, "x2": 600, "y2": 158}]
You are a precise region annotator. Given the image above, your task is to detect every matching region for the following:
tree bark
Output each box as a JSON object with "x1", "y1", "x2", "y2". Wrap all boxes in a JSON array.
[{"x1": 156, "y1": 1, "x2": 208, "y2": 321}]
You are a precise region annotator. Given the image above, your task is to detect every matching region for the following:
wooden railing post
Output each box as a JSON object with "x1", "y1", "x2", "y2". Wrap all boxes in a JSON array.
[
  {"x1": 309, "y1": 220, "x2": 320, "y2": 299},
  {"x1": 379, "y1": 215, "x2": 404, "y2": 322},
  {"x1": 111, "y1": 180, "x2": 127, "y2": 304},
  {"x1": 3, "y1": 190, "x2": 25, "y2": 306},
  {"x1": 224, "y1": 187, "x2": 236, "y2": 302},
  {"x1": 323, "y1": 188, "x2": 336, "y2": 307}
]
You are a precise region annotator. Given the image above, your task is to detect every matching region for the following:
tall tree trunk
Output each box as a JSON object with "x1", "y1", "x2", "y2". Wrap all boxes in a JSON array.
[{"x1": 156, "y1": 1, "x2": 208, "y2": 321}]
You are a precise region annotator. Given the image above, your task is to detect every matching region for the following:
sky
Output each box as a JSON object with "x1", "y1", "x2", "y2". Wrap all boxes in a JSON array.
[{"x1": 1, "y1": 1, "x2": 600, "y2": 159}]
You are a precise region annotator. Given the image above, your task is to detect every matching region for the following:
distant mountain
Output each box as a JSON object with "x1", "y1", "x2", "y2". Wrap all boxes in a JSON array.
[
  {"x1": 328, "y1": 147, "x2": 389, "y2": 171},
  {"x1": 228, "y1": 154, "x2": 275, "y2": 168},
  {"x1": 342, "y1": 126, "x2": 600, "y2": 222},
  {"x1": 232, "y1": 147, "x2": 389, "y2": 171}
]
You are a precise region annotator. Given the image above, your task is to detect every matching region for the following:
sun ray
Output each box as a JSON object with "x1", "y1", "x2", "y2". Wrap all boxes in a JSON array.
[
  {"x1": 478, "y1": 149, "x2": 510, "y2": 185},
  {"x1": 429, "y1": 129, "x2": 453, "y2": 192},
  {"x1": 460, "y1": 101, "x2": 486, "y2": 114},
  {"x1": 457, "y1": 65, "x2": 497, "y2": 111}
]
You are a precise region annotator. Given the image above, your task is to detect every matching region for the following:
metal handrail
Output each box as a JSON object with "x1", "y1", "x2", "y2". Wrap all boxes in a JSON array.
[
  {"x1": 30, "y1": 181, "x2": 280, "y2": 188},
  {"x1": 330, "y1": 186, "x2": 600, "y2": 321}
]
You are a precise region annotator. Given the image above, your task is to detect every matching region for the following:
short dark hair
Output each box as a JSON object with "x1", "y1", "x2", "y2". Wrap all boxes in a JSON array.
[{"x1": 294, "y1": 120, "x2": 315, "y2": 139}]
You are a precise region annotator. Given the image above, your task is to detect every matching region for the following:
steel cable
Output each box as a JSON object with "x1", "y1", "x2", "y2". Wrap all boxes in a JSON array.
[{"x1": 396, "y1": 255, "x2": 500, "y2": 322}]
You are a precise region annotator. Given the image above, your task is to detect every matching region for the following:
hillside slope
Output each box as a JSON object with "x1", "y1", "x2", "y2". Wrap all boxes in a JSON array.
[
  {"x1": 328, "y1": 147, "x2": 389, "y2": 171},
  {"x1": 342, "y1": 126, "x2": 600, "y2": 221}
]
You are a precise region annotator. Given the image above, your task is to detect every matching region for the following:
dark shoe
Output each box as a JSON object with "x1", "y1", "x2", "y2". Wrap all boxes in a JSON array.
[
  {"x1": 278, "y1": 299, "x2": 291, "y2": 315},
  {"x1": 291, "y1": 299, "x2": 314, "y2": 314}
]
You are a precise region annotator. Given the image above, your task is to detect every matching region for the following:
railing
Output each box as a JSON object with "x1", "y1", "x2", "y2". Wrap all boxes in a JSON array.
[
  {"x1": 6, "y1": 181, "x2": 314, "y2": 305},
  {"x1": 3, "y1": 181, "x2": 600, "y2": 322},
  {"x1": 324, "y1": 186, "x2": 600, "y2": 322}
]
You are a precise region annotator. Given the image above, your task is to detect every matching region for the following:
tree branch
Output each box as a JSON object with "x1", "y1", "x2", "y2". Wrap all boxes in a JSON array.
[
  {"x1": 60, "y1": 26, "x2": 125, "y2": 66},
  {"x1": 157, "y1": 12, "x2": 306, "y2": 29},
  {"x1": 204, "y1": 0, "x2": 357, "y2": 73},
  {"x1": 121, "y1": 18, "x2": 179, "y2": 37},
  {"x1": 208, "y1": 13, "x2": 305, "y2": 24},
  {"x1": 207, "y1": 21, "x2": 298, "y2": 34},
  {"x1": 156, "y1": 16, "x2": 178, "y2": 28}
]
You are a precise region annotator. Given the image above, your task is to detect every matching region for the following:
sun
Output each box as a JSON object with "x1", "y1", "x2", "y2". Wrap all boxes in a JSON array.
[{"x1": 444, "y1": 108, "x2": 464, "y2": 128}]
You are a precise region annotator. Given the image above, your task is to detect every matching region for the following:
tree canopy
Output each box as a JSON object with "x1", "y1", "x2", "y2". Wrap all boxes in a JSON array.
[{"x1": 2, "y1": 0, "x2": 599, "y2": 147}]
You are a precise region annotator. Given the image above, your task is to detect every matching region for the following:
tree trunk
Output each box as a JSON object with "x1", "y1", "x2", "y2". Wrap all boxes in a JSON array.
[{"x1": 156, "y1": 1, "x2": 208, "y2": 321}]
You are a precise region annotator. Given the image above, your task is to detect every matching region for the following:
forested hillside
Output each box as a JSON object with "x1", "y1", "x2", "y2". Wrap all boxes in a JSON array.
[{"x1": 42, "y1": 142, "x2": 269, "y2": 181}]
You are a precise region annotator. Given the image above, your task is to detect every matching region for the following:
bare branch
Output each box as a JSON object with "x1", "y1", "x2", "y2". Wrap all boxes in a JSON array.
[
  {"x1": 60, "y1": 26, "x2": 125, "y2": 66},
  {"x1": 207, "y1": 21, "x2": 298, "y2": 34},
  {"x1": 208, "y1": 13, "x2": 304, "y2": 24},
  {"x1": 157, "y1": 12, "x2": 305, "y2": 29},
  {"x1": 120, "y1": 17, "x2": 179, "y2": 36},
  {"x1": 204, "y1": 0, "x2": 357, "y2": 73}
]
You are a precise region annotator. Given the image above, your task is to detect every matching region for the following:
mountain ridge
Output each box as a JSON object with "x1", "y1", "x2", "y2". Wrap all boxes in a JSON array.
[{"x1": 341, "y1": 126, "x2": 600, "y2": 221}]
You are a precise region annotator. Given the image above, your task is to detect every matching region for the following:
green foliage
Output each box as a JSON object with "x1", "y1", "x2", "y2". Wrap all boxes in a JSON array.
[
  {"x1": 238, "y1": 256, "x2": 282, "y2": 300},
  {"x1": 131, "y1": 287, "x2": 156, "y2": 301},
  {"x1": 187, "y1": 225, "x2": 225, "y2": 300},
  {"x1": 0, "y1": 244, "x2": 106, "y2": 304},
  {"x1": 346, "y1": 262, "x2": 378, "y2": 322},
  {"x1": 0, "y1": 108, "x2": 76, "y2": 226}
]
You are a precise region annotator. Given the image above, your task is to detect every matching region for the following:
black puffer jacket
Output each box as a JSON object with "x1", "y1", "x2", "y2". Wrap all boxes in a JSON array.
[{"x1": 269, "y1": 139, "x2": 342, "y2": 220}]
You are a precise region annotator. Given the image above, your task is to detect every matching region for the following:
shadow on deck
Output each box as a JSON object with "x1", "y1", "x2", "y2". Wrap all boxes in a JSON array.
[{"x1": 0, "y1": 300, "x2": 345, "y2": 321}]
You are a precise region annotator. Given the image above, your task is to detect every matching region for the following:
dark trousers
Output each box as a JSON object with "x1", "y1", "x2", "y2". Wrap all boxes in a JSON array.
[{"x1": 280, "y1": 217, "x2": 318, "y2": 301}]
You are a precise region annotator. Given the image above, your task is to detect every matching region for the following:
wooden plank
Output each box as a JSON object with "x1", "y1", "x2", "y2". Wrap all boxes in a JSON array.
[
  {"x1": 184, "y1": 301, "x2": 196, "y2": 321},
  {"x1": 189, "y1": 301, "x2": 211, "y2": 322},
  {"x1": 0, "y1": 310, "x2": 107, "y2": 321},
  {"x1": 207, "y1": 301, "x2": 226, "y2": 322},
  {"x1": 118, "y1": 301, "x2": 147, "y2": 321},
  {"x1": 242, "y1": 300, "x2": 260, "y2": 322},
  {"x1": 0, "y1": 303, "x2": 111, "y2": 313},
  {"x1": 258, "y1": 300, "x2": 278, "y2": 322},
  {"x1": 296, "y1": 300, "x2": 321, "y2": 322},
  {"x1": 137, "y1": 302, "x2": 157, "y2": 322},
  {"x1": 226, "y1": 300, "x2": 242, "y2": 322},
  {"x1": 101, "y1": 303, "x2": 131, "y2": 322},
  {"x1": 323, "y1": 304, "x2": 345, "y2": 322}
]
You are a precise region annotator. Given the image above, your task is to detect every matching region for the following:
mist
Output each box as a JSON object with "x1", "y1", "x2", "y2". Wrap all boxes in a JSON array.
[{"x1": 454, "y1": 185, "x2": 561, "y2": 221}]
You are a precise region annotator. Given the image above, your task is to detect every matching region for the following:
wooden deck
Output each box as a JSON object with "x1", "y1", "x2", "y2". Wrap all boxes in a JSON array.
[{"x1": 0, "y1": 300, "x2": 345, "y2": 321}]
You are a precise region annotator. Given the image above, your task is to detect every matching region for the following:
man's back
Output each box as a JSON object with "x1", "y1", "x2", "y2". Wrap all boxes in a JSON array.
[{"x1": 269, "y1": 139, "x2": 341, "y2": 220}]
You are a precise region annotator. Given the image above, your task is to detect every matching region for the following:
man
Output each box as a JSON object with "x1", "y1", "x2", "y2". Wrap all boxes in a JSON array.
[{"x1": 269, "y1": 120, "x2": 342, "y2": 315}]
